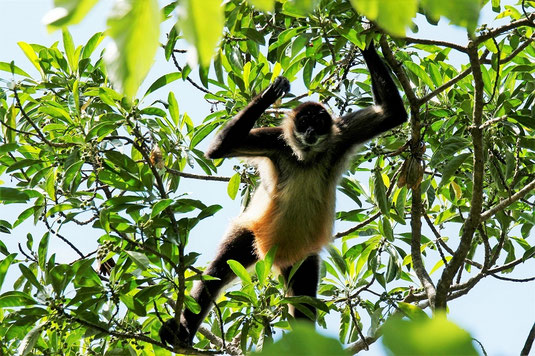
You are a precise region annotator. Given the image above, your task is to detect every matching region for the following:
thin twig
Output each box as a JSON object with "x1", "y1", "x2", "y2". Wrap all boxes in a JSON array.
[
  {"x1": 476, "y1": 17, "x2": 535, "y2": 44},
  {"x1": 479, "y1": 115, "x2": 508, "y2": 129},
  {"x1": 166, "y1": 167, "x2": 231, "y2": 182},
  {"x1": 480, "y1": 178, "x2": 535, "y2": 222},
  {"x1": 404, "y1": 37, "x2": 467, "y2": 53},
  {"x1": 521, "y1": 322, "x2": 535, "y2": 356},
  {"x1": 13, "y1": 87, "x2": 76, "y2": 148},
  {"x1": 170, "y1": 51, "x2": 215, "y2": 96}
]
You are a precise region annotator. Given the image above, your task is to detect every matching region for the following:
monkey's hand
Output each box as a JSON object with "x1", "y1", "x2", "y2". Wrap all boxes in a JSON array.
[
  {"x1": 159, "y1": 318, "x2": 192, "y2": 348},
  {"x1": 261, "y1": 76, "x2": 290, "y2": 105}
]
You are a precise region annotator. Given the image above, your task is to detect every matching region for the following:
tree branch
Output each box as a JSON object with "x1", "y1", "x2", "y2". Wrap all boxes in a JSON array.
[
  {"x1": 404, "y1": 36, "x2": 467, "y2": 53},
  {"x1": 476, "y1": 16, "x2": 535, "y2": 44},
  {"x1": 198, "y1": 326, "x2": 243, "y2": 355},
  {"x1": 479, "y1": 178, "x2": 535, "y2": 222},
  {"x1": 521, "y1": 322, "x2": 535, "y2": 356},
  {"x1": 13, "y1": 87, "x2": 76, "y2": 148},
  {"x1": 379, "y1": 37, "x2": 419, "y2": 107},
  {"x1": 166, "y1": 167, "x2": 231, "y2": 182},
  {"x1": 481, "y1": 33, "x2": 535, "y2": 65},
  {"x1": 435, "y1": 40, "x2": 486, "y2": 310},
  {"x1": 334, "y1": 212, "x2": 381, "y2": 239}
]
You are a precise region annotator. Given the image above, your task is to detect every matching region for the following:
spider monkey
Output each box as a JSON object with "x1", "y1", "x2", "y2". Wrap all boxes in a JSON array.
[{"x1": 159, "y1": 42, "x2": 407, "y2": 347}]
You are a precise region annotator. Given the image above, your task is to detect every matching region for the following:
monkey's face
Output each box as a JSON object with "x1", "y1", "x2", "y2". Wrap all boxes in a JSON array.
[{"x1": 293, "y1": 104, "x2": 333, "y2": 150}]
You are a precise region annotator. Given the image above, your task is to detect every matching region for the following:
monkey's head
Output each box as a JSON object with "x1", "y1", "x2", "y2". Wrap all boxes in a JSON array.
[{"x1": 284, "y1": 102, "x2": 334, "y2": 160}]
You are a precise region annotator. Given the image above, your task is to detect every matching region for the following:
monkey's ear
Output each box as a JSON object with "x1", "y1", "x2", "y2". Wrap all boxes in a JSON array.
[{"x1": 262, "y1": 76, "x2": 290, "y2": 104}]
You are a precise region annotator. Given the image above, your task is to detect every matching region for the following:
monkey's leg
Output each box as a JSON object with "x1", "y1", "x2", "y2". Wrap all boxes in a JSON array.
[
  {"x1": 282, "y1": 254, "x2": 320, "y2": 321},
  {"x1": 160, "y1": 228, "x2": 258, "y2": 347}
]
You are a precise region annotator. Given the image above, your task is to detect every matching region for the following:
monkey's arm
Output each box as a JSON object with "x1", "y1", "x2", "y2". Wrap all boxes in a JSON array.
[
  {"x1": 205, "y1": 77, "x2": 290, "y2": 159},
  {"x1": 334, "y1": 43, "x2": 407, "y2": 153}
]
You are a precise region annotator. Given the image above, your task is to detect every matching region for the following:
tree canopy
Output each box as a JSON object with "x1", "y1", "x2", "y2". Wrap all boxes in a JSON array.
[{"x1": 0, "y1": 0, "x2": 534, "y2": 355}]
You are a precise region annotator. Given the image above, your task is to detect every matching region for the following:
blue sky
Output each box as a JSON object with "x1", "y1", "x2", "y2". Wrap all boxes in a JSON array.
[{"x1": 0, "y1": 1, "x2": 533, "y2": 355}]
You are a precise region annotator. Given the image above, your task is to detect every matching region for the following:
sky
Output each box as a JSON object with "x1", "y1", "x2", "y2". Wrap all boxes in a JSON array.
[{"x1": 0, "y1": 1, "x2": 534, "y2": 355}]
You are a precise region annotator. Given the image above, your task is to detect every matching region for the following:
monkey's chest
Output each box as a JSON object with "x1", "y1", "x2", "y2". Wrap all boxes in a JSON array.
[{"x1": 249, "y1": 168, "x2": 336, "y2": 267}]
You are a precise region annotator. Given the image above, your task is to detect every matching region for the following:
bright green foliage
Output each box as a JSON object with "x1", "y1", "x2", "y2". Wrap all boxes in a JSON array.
[
  {"x1": 421, "y1": 0, "x2": 482, "y2": 33},
  {"x1": 350, "y1": 0, "x2": 418, "y2": 36},
  {"x1": 258, "y1": 323, "x2": 349, "y2": 355},
  {"x1": 382, "y1": 313, "x2": 478, "y2": 355},
  {"x1": 177, "y1": 0, "x2": 225, "y2": 68},
  {"x1": 43, "y1": 0, "x2": 99, "y2": 30},
  {"x1": 105, "y1": 0, "x2": 161, "y2": 99},
  {"x1": 247, "y1": 0, "x2": 275, "y2": 12},
  {"x1": 0, "y1": 0, "x2": 534, "y2": 354}
]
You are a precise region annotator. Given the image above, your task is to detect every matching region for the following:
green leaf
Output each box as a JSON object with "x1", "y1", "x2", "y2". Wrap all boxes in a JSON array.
[
  {"x1": 420, "y1": 0, "x2": 481, "y2": 33},
  {"x1": 17, "y1": 42, "x2": 44, "y2": 77},
  {"x1": 0, "y1": 254, "x2": 16, "y2": 291},
  {"x1": 19, "y1": 323, "x2": 44, "y2": 356},
  {"x1": 350, "y1": 0, "x2": 418, "y2": 37},
  {"x1": 0, "y1": 220, "x2": 12, "y2": 234},
  {"x1": 191, "y1": 122, "x2": 219, "y2": 148},
  {"x1": 50, "y1": 264, "x2": 75, "y2": 295},
  {"x1": 168, "y1": 91, "x2": 180, "y2": 125},
  {"x1": 184, "y1": 295, "x2": 201, "y2": 314},
  {"x1": 381, "y1": 218, "x2": 394, "y2": 242},
  {"x1": 228, "y1": 259, "x2": 252, "y2": 284},
  {"x1": 247, "y1": 0, "x2": 275, "y2": 11},
  {"x1": 62, "y1": 28, "x2": 77, "y2": 74},
  {"x1": 283, "y1": 0, "x2": 320, "y2": 16},
  {"x1": 382, "y1": 313, "x2": 478, "y2": 355},
  {"x1": 327, "y1": 246, "x2": 347, "y2": 275},
  {"x1": 38, "y1": 233, "x2": 50, "y2": 271},
  {"x1": 404, "y1": 61, "x2": 435, "y2": 89},
  {"x1": 151, "y1": 199, "x2": 173, "y2": 218},
  {"x1": 255, "y1": 260, "x2": 267, "y2": 285},
  {"x1": 397, "y1": 302, "x2": 428, "y2": 320},
  {"x1": 43, "y1": 0, "x2": 99, "y2": 30},
  {"x1": 125, "y1": 250, "x2": 150, "y2": 270},
  {"x1": 385, "y1": 255, "x2": 398, "y2": 282},
  {"x1": 373, "y1": 169, "x2": 389, "y2": 217},
  {"x1": 281, "y1": 296, "x2": 329, "y2": 313},
  {"x1": 19, "y1": 265, "x2": 45, "y2": 293},
  {"x1": 227, "y1": 173, "x2": 241, "y2": 200},
  {"x1": 105, "y1": 0, "x2": 161, "y2": 99},
  {"x1": 47, "y1": 203, "x2": 74, "y2": 217},
  {"x1": 143, "y1": 72, "x2": 182, "y2": 97},
  {"x1": 63, "y1": 161, "x2": 84, "y2": 193},
  {"x1": 258, "y1": 323, "x2": 348, "y2": 355},
  {"x1": 439, "y1": 153, "x2": 471, "y2": 187},
  {"x1": 177, "y1": 0, "x2": 224, "y2": 68},
  {"x1": 82, "y1": 32, "x2": 103, "y2": 59},
  {"x1": 0, "y1": 291, "x2": 37, "y2": 307},
  {"x1": 429, "y1": 137, "x2": 469, "y2": 167},
  {"x1": 0, "y1": 187, "x2": 30, "y2": 203},
  {"x1": 0, "y1": 62, "x2": 31, "y2": 77}
]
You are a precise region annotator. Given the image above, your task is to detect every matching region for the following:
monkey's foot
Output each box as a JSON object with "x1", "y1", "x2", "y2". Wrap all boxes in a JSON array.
[{"x1": 159, "y1": 318, "x2": 193, "y2": 348}]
